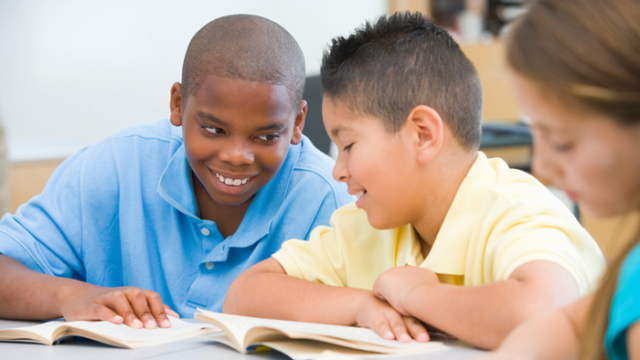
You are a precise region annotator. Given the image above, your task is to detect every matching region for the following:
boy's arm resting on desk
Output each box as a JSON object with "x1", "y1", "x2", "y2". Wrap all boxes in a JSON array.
[
  {"x1": 0, "y1": 254, "x2": 178, "y2": 328},
  {"x1": 373, "y1": 260, "x2": 581, "y2": 350},
  {"x1": 223, "y1": 257, "x2": 429, "y2": 343},
  {"x1": 480, "y1": 293, "x2": 591, "y2": 360}
]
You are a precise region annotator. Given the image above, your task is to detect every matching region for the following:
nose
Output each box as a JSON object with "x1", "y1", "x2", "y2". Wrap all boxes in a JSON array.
[
  {"x1": 219, "y1": 139, "x2": 255, "y2": 166},
  {"x1": 332, "y1": 151, "x2": 350, "y2": 183},
  {"x1": 531, "y1": 136, "x2": 560, "y2": 181}
]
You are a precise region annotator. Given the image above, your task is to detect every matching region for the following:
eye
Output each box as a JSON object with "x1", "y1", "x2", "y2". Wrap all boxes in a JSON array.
[
  {"x1": 343, "y1": 143, "x2": 354, "y2": 152},
  {"x1": 202, "y1": 126, "x2": 225, "y2": 135},
  {"x1": 552, "y1": 142, "x2": 574, "y2": 152},
  {"x1": 257, "y1": 134, "x2": 279, "y2": 142}
]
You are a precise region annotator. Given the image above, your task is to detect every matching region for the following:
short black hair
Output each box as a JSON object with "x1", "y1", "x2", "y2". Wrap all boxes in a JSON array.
[
  {"x1": 321, "y1": 12, "x2": 483, "y2": 150},
  {"x1": 182, "y1": 15, "x2": 305, "y2": 107}
]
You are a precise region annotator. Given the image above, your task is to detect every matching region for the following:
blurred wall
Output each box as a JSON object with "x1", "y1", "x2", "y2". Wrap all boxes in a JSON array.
[
  {"x1": 0, "y1": 115, "x2": 8, "y2": 214},
  {"x1": 0, "y1": 0, "x2": 387, "y2": 161}
]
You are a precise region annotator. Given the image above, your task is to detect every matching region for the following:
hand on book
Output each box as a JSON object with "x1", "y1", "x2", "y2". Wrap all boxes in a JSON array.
[
  {"x1": 373, "y1": 265, "x2": 439, "y2": 316},
  {"x1": 354, "y1": 293, "x2": 429, "y2": 343},
  {"x1": 58, "y1": 284, "x2": 179, "y2": 329}
]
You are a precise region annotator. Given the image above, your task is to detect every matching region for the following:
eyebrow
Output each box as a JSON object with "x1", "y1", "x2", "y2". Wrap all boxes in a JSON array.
[
  {"x1": 331, "y1": 125, "x2": 346, "y2": 137},
  {"x1": 197, "y1": 112, "x2": 228, "y2": 127},
  {"x1": 197, "y1": 111, "x2": 286, "y2": 132},
  {"x1": 255, "y1": 123, "x2": 286, "y2": 132}
]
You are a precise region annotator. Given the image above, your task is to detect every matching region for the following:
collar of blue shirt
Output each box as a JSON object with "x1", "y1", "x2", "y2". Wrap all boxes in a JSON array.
[{"x1": 156, "y1": 135, "x2": 301, "y2": 250}]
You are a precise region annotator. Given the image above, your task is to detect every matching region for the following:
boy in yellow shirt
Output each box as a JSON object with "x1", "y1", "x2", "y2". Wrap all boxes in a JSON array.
[{"x1": 223, "y1": 12, "x2": 604, "y2": 350}]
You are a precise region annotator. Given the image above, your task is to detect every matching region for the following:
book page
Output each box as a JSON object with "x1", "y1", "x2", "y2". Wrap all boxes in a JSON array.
[
  {"x1": 197, "y1": 310, "x2": 445, "y2": 352},
  {"x1": 206, "y1": 333, "x2": 407, "y2": 360},
  {"x1": 65, "y1": 316, "x2": 220, "y2": 346},
  {"x1": 0, "y1": 320, "x2": 67, "y2": 344}
]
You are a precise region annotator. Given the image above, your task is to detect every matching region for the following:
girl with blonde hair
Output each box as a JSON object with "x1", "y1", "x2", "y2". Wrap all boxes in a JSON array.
[{"x1": 486, "y1": 0, "x2": 640, "y2": 359}]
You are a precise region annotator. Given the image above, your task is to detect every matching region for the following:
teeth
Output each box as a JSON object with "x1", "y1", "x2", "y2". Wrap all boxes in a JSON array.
[
  {"x1": 215, "y1": 173, "x2": 250, "y2": 187},
  {"x1": 356, "y1": 191, "x2": 365, "y2": 199}
]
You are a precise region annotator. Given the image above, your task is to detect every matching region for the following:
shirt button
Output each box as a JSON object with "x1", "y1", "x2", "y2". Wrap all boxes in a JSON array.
[
  {"x1": 201, "y1": 228, "x2": 210, "y2": 236},
  {"x1": 205, "y1": 262, "x2": 214, "y2": 270}
]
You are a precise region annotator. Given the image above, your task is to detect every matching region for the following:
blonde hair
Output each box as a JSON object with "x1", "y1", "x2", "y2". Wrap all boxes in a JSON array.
[{"x1": 506, "y1": 0, "x2": 640, "y2": 359}]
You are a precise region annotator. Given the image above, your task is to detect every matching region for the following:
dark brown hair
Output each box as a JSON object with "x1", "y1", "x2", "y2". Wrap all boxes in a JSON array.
[
  {"x1": 321, "y1": 12, "x2": 483, "y2": 150},
  {"x1": 507, "y1": 1, "x2": 640, "y2": 359}
]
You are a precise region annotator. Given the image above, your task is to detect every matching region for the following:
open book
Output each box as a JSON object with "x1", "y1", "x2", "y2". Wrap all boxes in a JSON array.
[
  {"x1": 196, "y1": 309, "x2": 448, "y2": 359},
  {"x1": 0, "y1": 316, "x2": 219, "y2": 349}
]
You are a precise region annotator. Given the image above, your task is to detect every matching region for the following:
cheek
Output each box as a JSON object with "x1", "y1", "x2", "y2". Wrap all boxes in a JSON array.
[
  {"x1": 258, "y1": 142, "x2": 291, "y2": 172},
  {"x1": 572, "y1": 141, "x2": 618, "y2": 188},
  {"x1": 348, "y1": 151, "x2": 379, "y2": 182},
  {"x1": 182, "y1": 124, "x2": 212, "y2": 158}
]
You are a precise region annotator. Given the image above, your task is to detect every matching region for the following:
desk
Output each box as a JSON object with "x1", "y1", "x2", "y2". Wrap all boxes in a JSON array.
[{"x1": 0, "y1": 319, "x2": 486, "y2": 359}]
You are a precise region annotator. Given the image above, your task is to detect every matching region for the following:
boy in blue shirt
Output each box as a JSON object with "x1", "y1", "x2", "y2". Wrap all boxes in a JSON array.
[{"x1": 0, "y1": 15, "x2": 351, "y2": 329}]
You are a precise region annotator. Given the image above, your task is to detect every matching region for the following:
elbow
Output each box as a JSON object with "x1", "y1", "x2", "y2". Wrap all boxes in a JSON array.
[
  {"x1": 222, "y1": 268, "x2": 252, "y2": 315},
  {"x1": 467, "y1": 327, "x2": 511, "y2": 351},
  {"x1": 479, "y1": 298, "x2": 559, "y2": 350},
  {"x1": 223, "y1": 258, "x2": 285, "y2": 315},
  {"x1": 469, "y1": 299, "x2": 553, "y2": 350}
]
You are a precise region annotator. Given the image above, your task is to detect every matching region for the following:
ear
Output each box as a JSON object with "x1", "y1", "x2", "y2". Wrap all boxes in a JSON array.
[
  {"x1": 290, "y1": 100, "x2": 307, "y2": 145},
  {"x1": 169, "y1": 82, "x2": 183, "y2": 127},
  {"x1": 406, "y1": 105, "x2": 444, "y2": 164}
]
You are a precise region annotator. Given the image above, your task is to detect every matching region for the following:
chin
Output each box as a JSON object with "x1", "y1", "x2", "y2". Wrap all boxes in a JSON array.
[
  {"x1": 212, "y1": 195, "x2": 254, "y2": 207},
  {"x1": 363, "y1": 211, "x2": 400, "y2": 230}
]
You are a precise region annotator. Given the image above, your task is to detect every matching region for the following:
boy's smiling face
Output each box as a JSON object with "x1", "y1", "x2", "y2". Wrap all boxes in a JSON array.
[
  {"x1": 323, "y1": 98, "x2": 421, "y2": 230},
  {"x1": 170, "y1": 75, "x2": 305, "y2": 208}
]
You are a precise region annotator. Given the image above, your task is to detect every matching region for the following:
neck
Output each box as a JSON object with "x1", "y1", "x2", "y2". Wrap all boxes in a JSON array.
[
  {"x1": 193, "y1": 174, "x2": 252, "y2": 238},
  {"x1": 412, "y1": 150, "x2": 477, "y2": 248}
]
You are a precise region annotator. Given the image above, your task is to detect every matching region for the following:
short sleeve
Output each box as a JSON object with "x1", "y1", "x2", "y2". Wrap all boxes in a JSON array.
[
  {"x1": 605, "y1": 244, "x2": 640, "y2": 360},
  {"x1": 272, "y1": 224, "x2": 348, "y2": 287},
  {"x1": 483, "y1": 200, "x2": 605, "y2": 296},
  {"x1": 0, "y1": 150, "x2": 87, "y2": 279}
]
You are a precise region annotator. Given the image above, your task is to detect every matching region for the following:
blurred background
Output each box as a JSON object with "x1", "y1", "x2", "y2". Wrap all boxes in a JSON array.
[{"x1": 0, "y1": 0, "x2": 633, "y2": 259}]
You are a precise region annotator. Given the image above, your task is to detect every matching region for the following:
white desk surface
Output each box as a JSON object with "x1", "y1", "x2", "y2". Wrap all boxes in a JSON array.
[{"x1": 0, "y1": 319, "x2": 487, "y2": 359}]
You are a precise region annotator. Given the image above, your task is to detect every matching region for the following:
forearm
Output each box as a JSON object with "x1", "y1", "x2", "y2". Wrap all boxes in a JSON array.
[
  {"x1": 0, "y1": 254, "x2": 94, "y2": 320},
  {"x1": 224, "y1": 258, "x2": 369, "y2": 325},
  {"x1": 404, "y1": 280, "x2": 565, "y2": 349}
]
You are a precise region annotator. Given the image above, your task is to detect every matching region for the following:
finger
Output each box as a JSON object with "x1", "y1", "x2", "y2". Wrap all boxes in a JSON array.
[
  {"x1": 372, "y1": 317, "x2": 396, "y2": 341},
  {"x1": 125, "y1": 288, "x2": 158, "y2": 329},
  {"x1": 387, "y1": 312, "x2": 411, "y2": 343},
  {"x1": 164, "y1": 305, "x2": 180, "y2": 318},
  {"x1": 403, "y1": 316, "x2": 429, "y2": 342},
  {"x1": 107, "y1": 290, "x2": 144, "y2": 329},
  {"x1": 91, "y1": 303, "x2": 124, "y2": 325},
  {"x1": 144, "y1": 290, "x2": 171, "y2": 328},
  {"x1": 374, "y1": 292, "x2": 386, "y2": 301}
]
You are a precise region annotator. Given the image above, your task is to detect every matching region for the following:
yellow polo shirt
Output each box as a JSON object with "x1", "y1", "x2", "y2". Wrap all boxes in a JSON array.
[{"x1": 273, "y1": 152, "x2": 604, "y2": 295}]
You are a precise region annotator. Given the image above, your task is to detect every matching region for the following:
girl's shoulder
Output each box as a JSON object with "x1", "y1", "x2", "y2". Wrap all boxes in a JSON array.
[{"x1": 620, "y1": 243, "x2": 640, "y2": 283}]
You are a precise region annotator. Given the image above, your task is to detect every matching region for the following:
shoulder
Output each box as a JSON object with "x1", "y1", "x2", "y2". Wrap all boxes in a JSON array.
[
  {"x1": 288, "y1": 136, "x2": 353, "y2": 205},
  {"x1": 46, "y1": 120, "x2": 183, "y2": 198},
  {"x1": 483, "y1": 157, "x2": 573, "y2": 217},
  {"x1": 76, "y1": 119, "x2": 181, "y2": 169},
  {"x1": 479, "y1": 157, "x2": 588, "y2": 244},
  {"x1": 90, "y1": 119, "x2": 181, "y2": 152},
  {"x1": 619, "y1": 244, "x2": 640, "y2": 286},
  {"x1": 478, "y1": 158, "x2": 604, "y2": 286},
  {"x1": 292, "y1": 136, "x2": 337, "y2": 181},
  {"x1": 611, "y1": 244, "x2": 640, "y2": 304}
]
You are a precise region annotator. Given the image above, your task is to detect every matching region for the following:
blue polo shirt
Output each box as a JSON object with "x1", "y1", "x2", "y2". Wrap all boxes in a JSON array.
[{"x1": 0, "y1": 119, "x2": 352, "y2": 317}]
